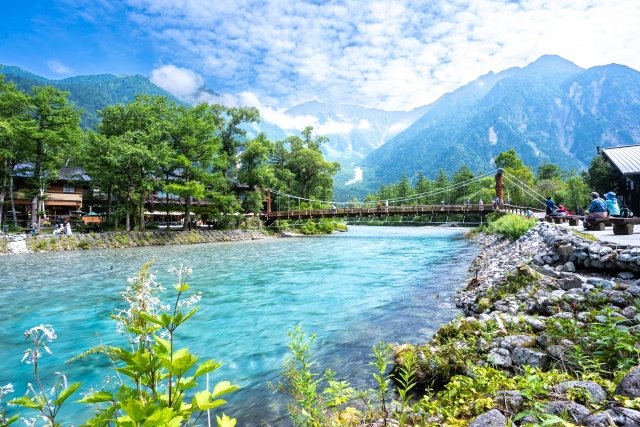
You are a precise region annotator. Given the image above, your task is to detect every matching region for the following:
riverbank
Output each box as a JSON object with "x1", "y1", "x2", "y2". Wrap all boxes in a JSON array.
[
  {"x1": 0, "y1": 228, "x2": 269, "y2": 255},
  {"x1": 394, "y1": 221, "x2": 640, "y2": 426}
]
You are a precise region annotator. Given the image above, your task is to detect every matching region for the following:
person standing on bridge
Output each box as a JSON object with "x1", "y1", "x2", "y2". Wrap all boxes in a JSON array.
[
  {"x1": 583, "y1": 192, "x2": 608, "y2": 229},
  {"x1": 331, "y1": 203, "x2": 337, "y2": 214}
]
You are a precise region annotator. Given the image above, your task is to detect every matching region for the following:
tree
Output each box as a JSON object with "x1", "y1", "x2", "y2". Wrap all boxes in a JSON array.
[
  {"x1": 23, "y1": 86, "x2": 82, "y2": 225},
  {"x1": 282, "y1": 127, "x2": 340, "y2": 201},
  {"x1": 434, "y1": 169, "x2": 449, "y2": 204},
  {"x1": 494, "y1": 149, "x2": 535, "y2": 206},
  {"x1": 536, "y1": 163, "x2": 563, "y2": 181},
  {"x1": 584, "y1": 154, "x2": 621, "y2": 195},
  {"x1": 96, "y1": 96, "x2": 173, "y2": 230},
  {"x1": 211, "y1": 105, "x2": 260, "y2": 179},
  {"x1": 414, "y1": 172, "x2": 431, "y2": 205},
  {"x1": 0, "y1": 78, "x2": 34, "y2": 228},
  {"x1": 164, "y1": 103, "x2": 220, "y2": 229},
  {"x1": 451, "y1": 166, "x2": 474, "y2": 204},
  {"x1": 395, "y1": 174, "x2": 413, "y2": 204}
]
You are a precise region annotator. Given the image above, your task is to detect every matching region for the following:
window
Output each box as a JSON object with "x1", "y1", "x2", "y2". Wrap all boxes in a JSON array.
[{"x1": 63, "y1": 184, "x2": 75, "y2": 193}]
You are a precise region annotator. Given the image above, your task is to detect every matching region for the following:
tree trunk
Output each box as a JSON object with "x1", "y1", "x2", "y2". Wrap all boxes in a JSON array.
[
  {"x1": 106, "y1": 184, "x2": 113, "y2": 226},
  {"x1": 125, "y1": 212, "x2": 130, "y2": 231},
  {"x1": 139, "y1": 199, "x2": 145, "y2": 231},
  {"x1": 183, "y1": 197, "x2": 191, "y2": 230},
  {"x1": 8, "y1": 174, "x2": 17, "y2": 227},
  {"x1": 31, "y1": 195, "x2": 38, "y2": 227}
]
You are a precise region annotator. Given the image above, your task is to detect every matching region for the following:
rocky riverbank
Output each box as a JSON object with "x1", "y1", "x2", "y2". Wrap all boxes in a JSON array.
[
  {"x1": 394, "y1": 222, "x2": 640, "y2": 426},
  {"x1": 0, "y1": 228, "x2": 269, "y2": 255}
]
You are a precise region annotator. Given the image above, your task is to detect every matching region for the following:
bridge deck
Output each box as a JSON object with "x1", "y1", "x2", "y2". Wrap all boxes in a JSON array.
[{"x1": 261, "y1": 204, "x2": 539, "y2": 221}]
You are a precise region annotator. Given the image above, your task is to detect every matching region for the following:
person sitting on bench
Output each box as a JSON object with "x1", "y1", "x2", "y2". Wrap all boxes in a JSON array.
[
  {"x1": 604, "y1": 191, "x2": 620, "y2": 217},
  {"x1": 583, "y1": 192, "x2": 608, "y2": 229}
]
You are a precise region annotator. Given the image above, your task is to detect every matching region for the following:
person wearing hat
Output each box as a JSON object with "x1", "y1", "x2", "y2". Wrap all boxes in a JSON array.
[
  {"x1": 583, "y1": 192, "x2": 608, "y2": 229},
  {"x1": 604, "y1": 192, "x2": 620, "y2": 217}
]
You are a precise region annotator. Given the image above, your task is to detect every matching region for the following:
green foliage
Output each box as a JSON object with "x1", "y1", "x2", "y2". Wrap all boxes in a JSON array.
[
  {"x1": 482, "y1": 213, "x2": 537, "y2": 240},
  {"x1": 584, "y1": 155, "x2": 621, "y2": 196},
  {"x1": 546, "y1": 307, "x2": 640, "y2": 378}
]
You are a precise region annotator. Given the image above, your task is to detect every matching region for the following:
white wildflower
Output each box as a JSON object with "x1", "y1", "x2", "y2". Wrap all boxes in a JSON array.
[
  {"x1": 178, "y1": 293, "x2": 202, "y2": 309},
  {"x1": 24, "y1": 324, "x2": 57, "y2": 341},
  {"x1": 0, "y1": 383, "x2": 13, "y2": 399}
]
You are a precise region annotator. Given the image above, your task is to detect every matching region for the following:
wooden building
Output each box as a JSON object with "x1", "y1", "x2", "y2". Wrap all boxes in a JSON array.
[{"x1": 601, "y1": 145, "x2": 640, "y2": 214}]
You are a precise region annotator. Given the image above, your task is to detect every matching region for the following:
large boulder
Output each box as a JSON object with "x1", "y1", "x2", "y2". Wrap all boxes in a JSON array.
[
  {"x1": 584, "y1": 407, "x2": 640, "y2": 427},
  {"x1": 511, "y1": 347, "x2": 549, "y2": 369},
  {"x1": 468, "y1": 409, "x2": 507, "y2": 427},
  {"x1": 544, "y1": 401, "x2": 590, "y2": 424},
  {"x1": 487, "y1": 348, "x2": 512, "y2": 368},
  {"x1": 615, "y1": 366, "x2": 640, "y2": 399},
  {"x1": 552, "y1": 381, "x2": 607, "y2": 403}
]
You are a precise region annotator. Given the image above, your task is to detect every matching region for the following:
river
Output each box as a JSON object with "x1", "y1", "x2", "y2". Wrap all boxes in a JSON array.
[{"x1": 0, "y1": 225, "x2": 479, "y2": 425}]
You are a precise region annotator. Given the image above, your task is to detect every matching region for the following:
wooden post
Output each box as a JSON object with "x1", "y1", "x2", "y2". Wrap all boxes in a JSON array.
[
  {"x1": 265, "y1": 190, "x2": 272, "y2": 214},
  {"x1": 495, "y1": 168, "x2": 504, "y2": 206}
]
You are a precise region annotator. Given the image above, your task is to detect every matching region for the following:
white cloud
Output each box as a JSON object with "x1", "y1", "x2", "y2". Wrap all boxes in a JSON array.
[
  {"x1": 150, "y1": 64, "x2": 204, "y2": 98},
  {"x1": 45, "y1": 59, "x2": 73, "y2": 75},
  {"x1": 121, "y1": 0, "x2": 640, "y2": 111}
]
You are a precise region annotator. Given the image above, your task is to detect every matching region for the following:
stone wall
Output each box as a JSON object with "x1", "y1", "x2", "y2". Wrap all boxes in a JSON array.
[{"x1": 0, "y1": 229, "x2": 269, "y2": 255}]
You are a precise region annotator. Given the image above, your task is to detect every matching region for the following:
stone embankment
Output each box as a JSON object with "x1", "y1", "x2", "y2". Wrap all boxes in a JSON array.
[
  {"x1": 398, "y1": 222, "x2": 640, "y2": 426},
  {"x1": 0, "y1": 229, "x2": 268, "y2": 255}
]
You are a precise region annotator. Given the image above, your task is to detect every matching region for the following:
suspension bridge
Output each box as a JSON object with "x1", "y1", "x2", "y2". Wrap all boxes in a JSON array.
[{"x1": 260, "y1": 169, "x2": 547, "y2": 226}]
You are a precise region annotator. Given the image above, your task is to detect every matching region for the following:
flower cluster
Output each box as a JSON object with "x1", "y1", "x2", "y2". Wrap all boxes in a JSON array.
[{"x1": 21, "y1": 324, "x2": 56, "y2": 365}]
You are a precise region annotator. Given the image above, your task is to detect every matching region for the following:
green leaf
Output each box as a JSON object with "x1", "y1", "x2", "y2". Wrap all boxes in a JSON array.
[
  {"x1": 216, "y1": 414, "x2": 237, "y2": 427},
  {"x1": 79, "y1": 390, "x2": 114, "y2": 404},
  {"x1": 193, "y1": 390, "x2": 211, "y2": 410},
  {"x1": 54, "y1": 382, "x2": 81, "y2": 405},
  {"x1": 212, "y1": 381, "x2": 239, "y2": 398},
  {"x1": 194, "y1": 359, "x2": 221, "y2": 378},
  {"x1": 175, "y1": 282, "x2": 190, "y2": 292},
  {"x1": 9, "y1": 396, "x2": 41, "y2": 409}
]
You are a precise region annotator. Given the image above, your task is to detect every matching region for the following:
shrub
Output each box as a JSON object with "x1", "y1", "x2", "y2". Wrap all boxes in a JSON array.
[{"x1": 483, "y1": 214, "x2": 537, "y2": 240}]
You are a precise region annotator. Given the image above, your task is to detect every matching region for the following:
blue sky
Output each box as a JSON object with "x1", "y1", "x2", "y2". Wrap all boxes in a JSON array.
[{"x1": 2, "y1": 0, "x2": 639, "y2": 122}]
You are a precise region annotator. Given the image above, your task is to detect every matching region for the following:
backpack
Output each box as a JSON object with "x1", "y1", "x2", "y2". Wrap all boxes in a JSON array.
[{"x1": 620, "y1": 206, "x2": 633, "y2": 218}]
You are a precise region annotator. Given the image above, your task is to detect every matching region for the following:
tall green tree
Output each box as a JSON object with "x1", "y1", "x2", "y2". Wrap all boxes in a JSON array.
[
  {"x1": 414, "y1": 172, "x2": 431, "y2": 205},
  {"x1": 24, "y1": 86, "x2": 82, "y2": 225},
  {"x1": 282, "y1": 127, "x2": 340, "y2": 201},
  {"x1": 434, "y1": 169, "x2": 449, "y2": 204},
  {"x1": 164, "y1": 103, "x2": 220, "y2": 229},
  {"x1": 584, "y1": 154, "x2": 621, "y2": 195},
  {"x1": 211, "y1": 105, "x2": 260, "y2": 179},
  {"x1": 0, "y1": 77, "x2": 34, "y2": 228},
  {"x1": 395, "y1": 174, "x2": 413, "y2": 204},
  {"x1": 451, "y1": 166, "x2": 474, "y2": 204},
  {"x1": 97, "y1": 96, "x2": 173, "y2": 230},
  {"x1": 238, "y1": 133, "x2": 278, "y2": 213},
  {"x1": 495, "y1": 149, "x2": 535, "y2": 206}
]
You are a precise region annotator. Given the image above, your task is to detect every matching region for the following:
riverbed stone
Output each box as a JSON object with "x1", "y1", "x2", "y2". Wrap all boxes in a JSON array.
[
  {"x1": 544, "y1": 401, "x2": 590, "y2": 424},
  {"x1": 552, "y1": 381, "x2": 607, "y2": 403},
  {"x1": 584, "y1": 407, "x2": 640, "y2": 427},
  {"x1": 511, "y1": 347, "x2": 548, "y2": 369},
  {"x1": 615, "y1": 366, "x2": 640, "y2": 399},
  {"x1": 494, "y1": 390, "x2": 524, "y2": 416},
  {"x1": 468, "y1": 409, "x2": 507, "y2": 427},
  {"x1": 496, "y1": 334, "x2": 537, "y2": 351},
  {"x1": 487, "y1": 348, "x2": 512, "y2": 368},
  {"x1": 619, "y1": 271, "x2": 636, "y2": 279}
]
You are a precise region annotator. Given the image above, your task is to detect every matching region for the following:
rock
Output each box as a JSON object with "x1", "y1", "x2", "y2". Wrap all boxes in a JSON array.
[
  {"x1": 547, "y1": 345, "x2": 570, "y2": 363},
  {"x1": 468, "y1": 409, "x2": 507, "y2": 427},
  {"x1": 584, "y1": 407, "x2": 640, "y2": 427},
  {"x1": 622, "y1": 306, "x2": 638, "y2": 319},
  {"x1": 559, "y1": 275, "x2": 583, "y2": 290},
  {"x1": 614, "y1": 365, "x2": 640, "y2": 399},
  {"x1": 588, "y1": 278, "x2": 615, "y2": 289},
  {"x1": 628, "y1": 286, "x2": 640, "y2": 297},
  {"x1": 497, "y1": 335, "x2": 537, "y2": 351},
  {"x1": 552, "y1": 381, "x2": 607, "y2": 403},
  {"x1": 563, "y1": 261, "x2": 576, "y2": 272},
  {"x1": 487, "y1": 348, "x2": 512, "y2": 368},
  {"x1": 619, "y1": 271, "x2": 636, "y2": 280},
  {"x1": 494, "y1": 390, "x2": 524, "y2": 416},
  {"x1": 544, "y1": 401, "x2": 590, "y2": 424},
  {"x1": 524, "y1": 316, "x2": 546, "y2": 332},
  {"x1": 511, "y1": 347, "x2": 549, "y2": 369}
]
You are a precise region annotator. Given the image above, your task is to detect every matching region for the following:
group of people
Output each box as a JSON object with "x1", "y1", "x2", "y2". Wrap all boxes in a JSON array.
[
  {"x1": 53, "y1": 220, "x2": 72, "y2": 236},
  {"x1": 546, "y1": 191, "x2": 630, "y2": 229}
]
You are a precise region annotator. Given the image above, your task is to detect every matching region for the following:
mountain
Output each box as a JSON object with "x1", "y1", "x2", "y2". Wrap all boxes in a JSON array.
[
  {"x1": 364, "y1": 55, "x2": 640, "y2": 184},
  {"x1": 0, "y1": 65, "x2": 179, "y2": 129}
]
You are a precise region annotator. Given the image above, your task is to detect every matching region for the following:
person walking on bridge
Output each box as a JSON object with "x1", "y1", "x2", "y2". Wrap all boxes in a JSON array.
[{"x1": 583, "y1": 192, "x2": 608, "y2": 229}]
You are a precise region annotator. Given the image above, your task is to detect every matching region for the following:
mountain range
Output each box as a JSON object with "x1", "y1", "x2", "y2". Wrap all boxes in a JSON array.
[
  {"x1": 364, "y1": 55, "x2": 640, "y2": 185},
  {"x1": 2, "y1": 56, "x2": 640, "y2": 200}
]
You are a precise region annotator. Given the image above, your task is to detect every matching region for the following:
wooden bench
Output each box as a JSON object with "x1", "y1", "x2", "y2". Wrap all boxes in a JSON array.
[{"x1": 609, "y1": 217, "x2": 640, "y2": 235}]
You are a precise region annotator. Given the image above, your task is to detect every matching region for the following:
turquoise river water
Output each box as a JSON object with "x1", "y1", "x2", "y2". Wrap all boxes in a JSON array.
[{"x1": 0, "y1": 225, "x2": 479, "y2": 425}]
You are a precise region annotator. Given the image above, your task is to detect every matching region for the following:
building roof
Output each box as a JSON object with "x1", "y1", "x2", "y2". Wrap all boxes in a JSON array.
[
  {"x1": 602, "y1": 145, "x2": 640, "y2": 175},
  {"x1": 13, "y1": 164, "x2": 91, "y2": 181}
]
